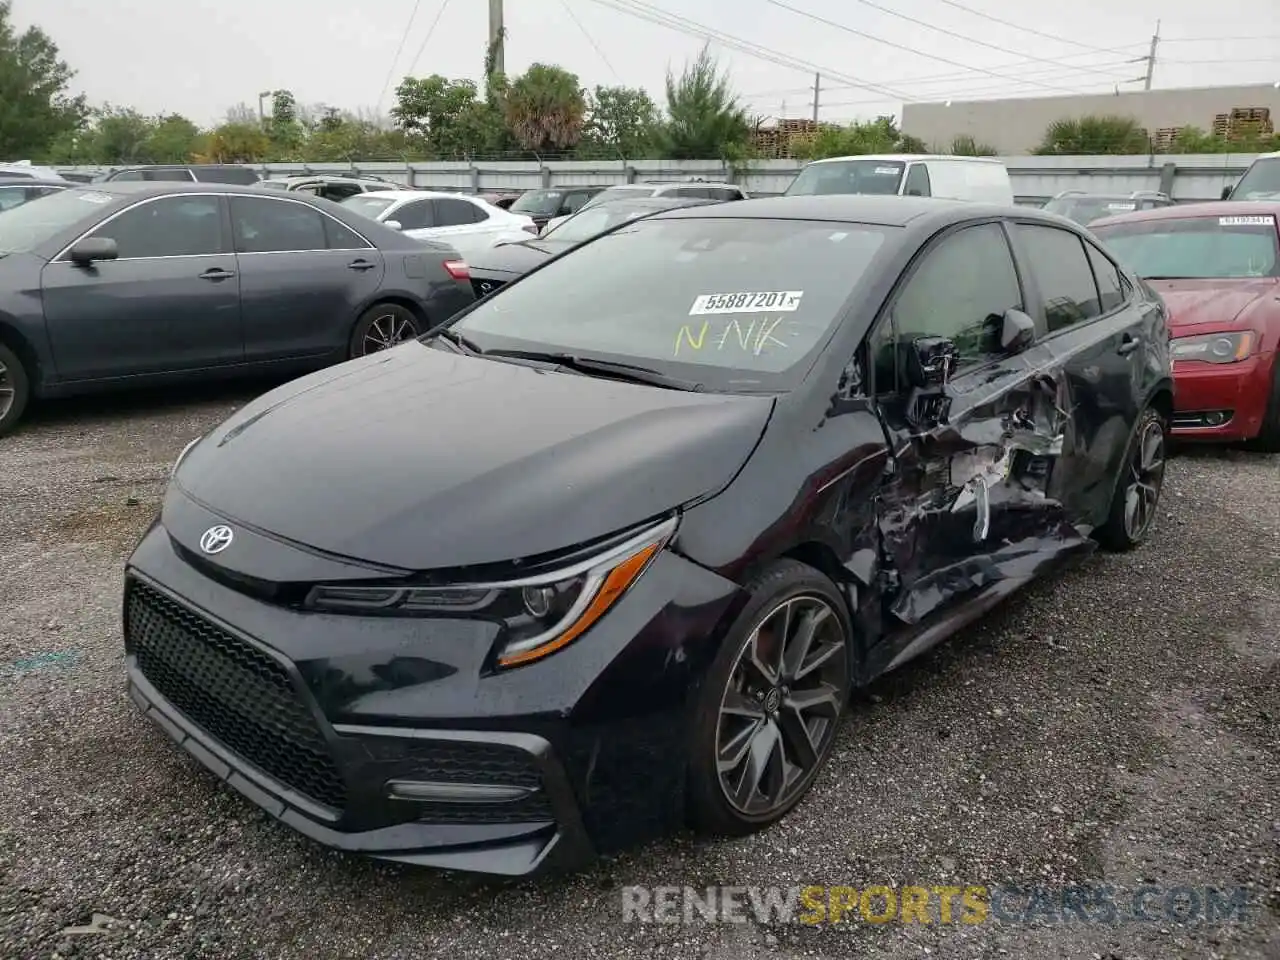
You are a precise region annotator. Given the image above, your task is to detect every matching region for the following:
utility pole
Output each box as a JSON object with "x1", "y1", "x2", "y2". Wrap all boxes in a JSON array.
[
  {"x1": 1143, "y1": 20, "x2": 1160, "y2": 90},
  {"x1": 488, "y1": 0, "x2": 505, "y2": 77},
  {"x1": 811, "y1": 72, "x2": 820, "y2": 122}
]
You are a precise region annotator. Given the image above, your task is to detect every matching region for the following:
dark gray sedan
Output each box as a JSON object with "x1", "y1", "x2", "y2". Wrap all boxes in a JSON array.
[{"x1": 0, "y1": 183, "x2": 476, "y2": 437}]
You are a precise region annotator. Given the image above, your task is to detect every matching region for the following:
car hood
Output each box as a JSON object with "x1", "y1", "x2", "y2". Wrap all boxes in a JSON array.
[
  {"x1": 467, "y1": 240, "x2": 563, "y2": 277},
  {"x1": 171, "y1": 342, "x2": 774, "y2": 572},
  {"x1": 1147, "y1": 278, "x2": 1280, "y2": 334}
]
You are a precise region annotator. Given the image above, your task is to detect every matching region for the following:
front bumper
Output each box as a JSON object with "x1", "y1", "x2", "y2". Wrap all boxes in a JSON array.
[
  {"x1": 122, "y1": 520, "x2": 743, "y2": 876},
  {"x1": 1170, "y1": 351, "x2": 1275, "y2": 442}
]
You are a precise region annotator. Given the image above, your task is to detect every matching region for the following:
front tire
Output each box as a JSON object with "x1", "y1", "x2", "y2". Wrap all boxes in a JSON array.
[
  {"x1": 1247, "y1": 359, "x2": 1280, "y2": 453},
  {"x1": 687, "y1": 559, "x2": 852, "y2": 837},
  {"x1": 1096, "y1": 405, "x2": 1167, "y2": 552},
  {"x1": 348, "y1": 303, "x2": 421, "y2": 359},
  {"x1": 0, "y1": 342, "x2": 31, "y2": 440}
]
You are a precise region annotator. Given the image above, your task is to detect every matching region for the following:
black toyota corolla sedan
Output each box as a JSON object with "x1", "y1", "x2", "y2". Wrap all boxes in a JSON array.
[{"x1": 122, "y1": 195, "x2": 1173, "y2": 877}]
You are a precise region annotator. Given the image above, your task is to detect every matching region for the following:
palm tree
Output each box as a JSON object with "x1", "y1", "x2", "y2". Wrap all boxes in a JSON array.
[
  {"x1": 502, "y1": 64, "x2": 587, "y2": 155},
  {"x1": 1035, "y1": 115, "x2": 1149, "y2": 155}
]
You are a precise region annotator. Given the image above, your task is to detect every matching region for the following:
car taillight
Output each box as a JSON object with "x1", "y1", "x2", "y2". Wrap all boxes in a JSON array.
[{"x1": 443, "y1": 259, "x2": 469, "y2": 280}]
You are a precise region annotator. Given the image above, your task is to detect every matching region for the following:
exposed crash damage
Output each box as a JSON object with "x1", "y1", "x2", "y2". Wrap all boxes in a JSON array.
[{"x1": 877, "y1": 352, "x2": 1095, "y2": 629}]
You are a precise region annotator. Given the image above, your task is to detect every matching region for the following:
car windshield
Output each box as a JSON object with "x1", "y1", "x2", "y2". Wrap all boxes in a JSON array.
[
  {"x1": 508, "y1": 190, "x2": 565, "y2": 216},
  {"x1": 1231, "y1": 157, "x2": 1280, "y2": 200},
  {"x1": 583, "y1": 187, "x2": 657, "y2": 208},
  {"x1": 450, "y1": 216, "x2": 890, "y2": 392},
  {"x1": 1044, "y1": 197, "x2": 1142, "y2": 225},
  {"x1": 785, "y1": 159, "x2": 905, "y2": 196},
  {"x1": 341, "y1": 195, "x2": 396, "y2": 219},
  {"x1": 541, "y1": 203, "x2": 657, "y2": 243},
  {"x1": 0, "y1": 188, "x2": 111, "y2": 254},
  {"x1": 1093, "y1": 214, "x2": 1280, "y2": 279}
]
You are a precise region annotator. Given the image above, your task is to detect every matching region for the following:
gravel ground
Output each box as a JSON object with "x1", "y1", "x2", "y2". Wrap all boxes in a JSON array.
[{"x1": 1, "y1": 382, "x2": 1278, "y2": 960}]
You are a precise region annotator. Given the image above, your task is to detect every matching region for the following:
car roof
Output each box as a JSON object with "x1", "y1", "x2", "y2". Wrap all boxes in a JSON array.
[
  {"x1": 46, "y1": 182, "x2": 333, "y2": 203},
  {"x1": 371, "y1": 190, "x2": 486, "y2": 202},
  {"x1": 0, "y1": 177, "x2": 71, "y2": 188},
  {"x1": 647, "y1": 194, "x2": 1040, "y2": 228},
  {"x1": 271, "y1": 174, "x2": 394, "y2": 185},
  {"x1": 804, "y1": 154, "x2": 1004, "y2": 165},
  {"x1": 1089, "y1": 199, "x2": 1280, "y2": 228}
]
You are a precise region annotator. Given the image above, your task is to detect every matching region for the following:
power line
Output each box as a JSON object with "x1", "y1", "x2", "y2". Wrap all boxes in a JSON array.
[
  {"x1": 922, "y1": 0, "x2": 1129, "y2": 54},
  {"x1": 561, "y1": 0, "x2": 620, "y2": 81},
  {"x1": 765, "y1": 0, "x2": 1118, "y2": 95},
  {"x1": 822, "y1": 0, "x2": 1144, "y2": 82},
  {"x1": 404, "y1": 0, "x2": 454, "y2": 77},
  {"x1": 1159, "y1": 35, "x2": 1280, "y2": 43},
  {"x1": 741, "y1": 51, "x2": 1145, "y2": 99},
  {"x1": 581, "y1": 0, "x2": 913, "y2": 100},
  {"x1": 376, "y1": 0, "x2": 425, "y2": 111}
]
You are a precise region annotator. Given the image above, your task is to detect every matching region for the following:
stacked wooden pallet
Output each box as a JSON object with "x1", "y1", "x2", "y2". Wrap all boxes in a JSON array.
[
  {"x1": 1212, "y1": 107, "x2": 1273, "y2": 140},
  {"x1": 1151, "y1": 127, "x2": 1183, "y2": 152},
  {"x1": 750, "y1": 119, "x2": 822, "y2": 159}
]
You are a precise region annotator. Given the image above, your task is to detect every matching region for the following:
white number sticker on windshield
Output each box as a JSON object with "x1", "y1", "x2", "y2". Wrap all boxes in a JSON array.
[
  {"x1": 1107, "y1": 202, "x2": 1136, "y2": 211},
  {"x1": 1219, "y1": 215, "x2": 1275, "y2": 225},
  {"x1": 77, "y1": 192, "x2": 113, "y2": 204},
  {"x1": 874, "y1": 167, "x2": 899, "y2": 175},
  {"x1": 689, "y1": 291, "x2": 804, "y2": 315}
]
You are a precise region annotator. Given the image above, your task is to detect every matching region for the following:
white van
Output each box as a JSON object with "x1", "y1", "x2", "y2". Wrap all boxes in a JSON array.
[
  {"x1": 1225, "y1": 151, "x2": 1280, "y2": 200},
  {"x1": 784, "y1": 154, "x2": 1014, "y2": 204}
]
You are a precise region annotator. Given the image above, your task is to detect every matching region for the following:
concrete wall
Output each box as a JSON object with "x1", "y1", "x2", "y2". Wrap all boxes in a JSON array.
[
  {"x1": 59, "y1": 153, "x2": 1265, "y2": 204},
  {"x1": 901, "y1": 84, "x2": 1280, "y2": 155}
]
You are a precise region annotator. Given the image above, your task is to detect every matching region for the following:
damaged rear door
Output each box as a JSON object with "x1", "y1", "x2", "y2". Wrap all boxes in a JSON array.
[{"x1": 867, "y1": 218, "x2": 1096, "y2": 645}]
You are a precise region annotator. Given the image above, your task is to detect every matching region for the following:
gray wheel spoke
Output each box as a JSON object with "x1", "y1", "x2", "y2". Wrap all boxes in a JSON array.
[{"x1": 714, "y1": 594, "x2": 849, "y2": 818}]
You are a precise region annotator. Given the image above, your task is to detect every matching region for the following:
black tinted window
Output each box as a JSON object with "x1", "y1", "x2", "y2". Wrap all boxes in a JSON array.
[
  {"x1": 193, "y1": 166, "x2": 259, "y2": 184},
  {"x1": 323, "y1": 215, "x2": 371, "y2": 250},
  {"x1": 904, "y1": 164, "x2": 931, "y2": 197},
  {"x1": 1085, "y1": 242, "x2": 1125, "y2": 313},
  {"x1": 709, "y1": 188, "x2": 744, "y2": 201},
  {"x1": 890, "y1": 222, "x2": 1023, "y2": 366},
  {"x1": 89, "y1": 195, "x2": 224, "y2": 258},
  {"x1": 393, "y1": 199, "x2": 433, "y2": 230},
  {"x1": 321, "y1": 183, "x2": 363, "y2": 201},
  {"x1": 229, "y1": 196, "x2": 326, "y2": 253},
  {"x1": 1017, "y1": 224, "x2": 1102, "y2": 332},
  {"x1": 109, "y1": 170, "x2": 145, "y2": 181},
  {"x1": 144, "y1": 168, "x2": 195, "y2": 182},
  {"x1": 434, "y1": 198, "x2": 481, "y2": 225}
]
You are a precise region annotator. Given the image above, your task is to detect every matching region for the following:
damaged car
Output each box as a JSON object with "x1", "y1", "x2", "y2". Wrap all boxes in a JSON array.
[
  {"x1": 1091, "y1": 201, "x2": 1280, "y2": 448},
  {"x1": 122, "y1": 195, "x2": 1173, "y2": 878}
]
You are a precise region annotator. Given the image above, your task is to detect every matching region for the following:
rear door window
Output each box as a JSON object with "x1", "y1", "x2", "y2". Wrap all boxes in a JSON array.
[
  {"x1": 392, "y1": 199, "x2": 433, "y2": 229},
  {"x1": 434, "y1": 198, "x2": 483, "y2": 225},
  {"x1": 229, "y1": 196, "x2": 327, "y2": 252}
]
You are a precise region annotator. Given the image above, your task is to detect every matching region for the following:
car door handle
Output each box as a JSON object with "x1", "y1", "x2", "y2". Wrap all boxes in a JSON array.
[
  {"x1": 198, "y1": 268, "x2": 235, "y2": 281},
  {"x1": 347, "y1": 259, "x2": 377, "y2": 271},
  {"x1": 1116, "y1": 333, "x2": 1142, "y2": 356}
]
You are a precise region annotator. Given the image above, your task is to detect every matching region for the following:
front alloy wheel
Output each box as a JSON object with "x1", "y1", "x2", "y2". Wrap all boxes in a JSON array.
[
  {"x1": 688, "y1": 559, "x2": 852, "y2": 836},
  {"x1": 1123, "y1": 415, "x2": 1165, "y2": 541}
]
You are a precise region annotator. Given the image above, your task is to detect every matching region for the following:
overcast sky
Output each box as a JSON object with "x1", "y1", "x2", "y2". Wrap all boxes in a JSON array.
[{"x1": 15, "y1": 0, "x2": 1280, "y2": 126}]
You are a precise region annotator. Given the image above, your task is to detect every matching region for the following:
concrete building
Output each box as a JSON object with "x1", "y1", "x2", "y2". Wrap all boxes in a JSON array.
[{"x1": 901, "y1": 83, "x2": 1280, "y2": 156}]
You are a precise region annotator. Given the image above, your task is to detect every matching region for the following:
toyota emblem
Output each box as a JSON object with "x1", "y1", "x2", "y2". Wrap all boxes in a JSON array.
[{"x1": 199, "y1": 524, "x2": 234, "y2": 555}]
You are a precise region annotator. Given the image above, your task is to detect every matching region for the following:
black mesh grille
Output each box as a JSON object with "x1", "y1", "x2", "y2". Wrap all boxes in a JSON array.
[{"x1": 126, "y1": 580, "x2": 347, "y2": 811}]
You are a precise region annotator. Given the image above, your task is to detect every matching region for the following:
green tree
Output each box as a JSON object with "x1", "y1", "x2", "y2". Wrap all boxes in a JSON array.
[
  {"x1": 85, "y1": 106, "x2": 153, "y2": 163},
  {"x1": 195, "y1": 122, "x2": 270, "y2": 163},
  {"x1": 948, "y1": 133, "x2": 998, "y2": 156},
  {"x1": 144, "y1": 114, "x2": 200, "y2": 163},
  {"x1": 1035, "y1": 115, "x2": 1149, "y2": 155},
  {"x1": 660, "y1": 44, "x2": 750, "y2": 161},
  {"x1": 0, "y1": 1, "x2": 87, "y2": 158},
  {"x1": 794, "y1": 116, "x2": 923, "y2": 160},
  {"x1": 392, "y1": 75, "x2": 502, "y2": 158},
  {"x1": 581, "y1": 85, "x2": 658, "y2": 159},
  {"x1": 266, "y1": 89, "x2": 304, "y2": 156},
  {"x1": 503, "y1": 64, "x2": 587, "y2": 155}
]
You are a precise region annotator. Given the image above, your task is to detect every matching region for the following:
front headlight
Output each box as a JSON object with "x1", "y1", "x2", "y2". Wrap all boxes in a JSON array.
[
  {"x1": 1170, "y1": 331, "x2": 1257, "y2": 363},
  {"x1": 306, "y1": 515, "x2": 678, "y2": 669}
]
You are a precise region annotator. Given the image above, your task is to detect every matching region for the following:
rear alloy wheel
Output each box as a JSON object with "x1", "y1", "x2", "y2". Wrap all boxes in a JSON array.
[
  {"x1": 348, "y1": 304, "x2": 420, "y2": 359},
  {"x1": 0, "y1": 342, "x2": 31, "y2": 439},
  {"x1": 688, "y1": 560, "x2": 851, "y2": 835},
  {"x1": 1097, "y1": 406, "x2": 1166, "y2": 551}
]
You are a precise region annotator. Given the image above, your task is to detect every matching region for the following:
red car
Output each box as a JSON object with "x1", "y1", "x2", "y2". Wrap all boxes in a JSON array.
[{"x1": 1091, "y1": 201, "x2": 1280, "y2": 449}]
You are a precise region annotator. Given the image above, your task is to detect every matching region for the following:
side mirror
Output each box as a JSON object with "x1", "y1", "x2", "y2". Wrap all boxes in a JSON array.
[
  {"x1": 384, "y1": 220, "x2": 402, "y2": 231},
  {"x1": 1000, "y1": 308, "x2": 1037, "y2": 354},
  {"x1": 906, "y1": 336, "x2": 959, "y2": 388},
  {"x1": 1220, "y1": 185, "x2": 1232, "y2": 200},
  {"x1": 68, "y1": 236, "x2": 118, "y2": 266}
]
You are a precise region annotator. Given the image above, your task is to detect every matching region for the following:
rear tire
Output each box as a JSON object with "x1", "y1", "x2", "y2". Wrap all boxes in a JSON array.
[
  {"x1": 0, "y1": 342, "x2": 31, "y2": 440},
  {"x1": 686, "y1": 559, "x2": 852, "y2": 837},
  {"x1": 1095, "y1": 405, "x2": 1167, "y2": 552},
  {"x1": 348, "y1": 303, "x2": 421, "y2": 359},
  {"x1": 1246, "y1": 359, "x2": 1280, "y2": 453}
]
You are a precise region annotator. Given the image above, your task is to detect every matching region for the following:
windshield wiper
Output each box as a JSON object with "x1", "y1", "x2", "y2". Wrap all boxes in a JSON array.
[
  {"x1": 482, "y1": 349, "x2": 702, "y2": 391},
  {"x1": 431, "y1": 328, "x2": 484, "y2": 354}
]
